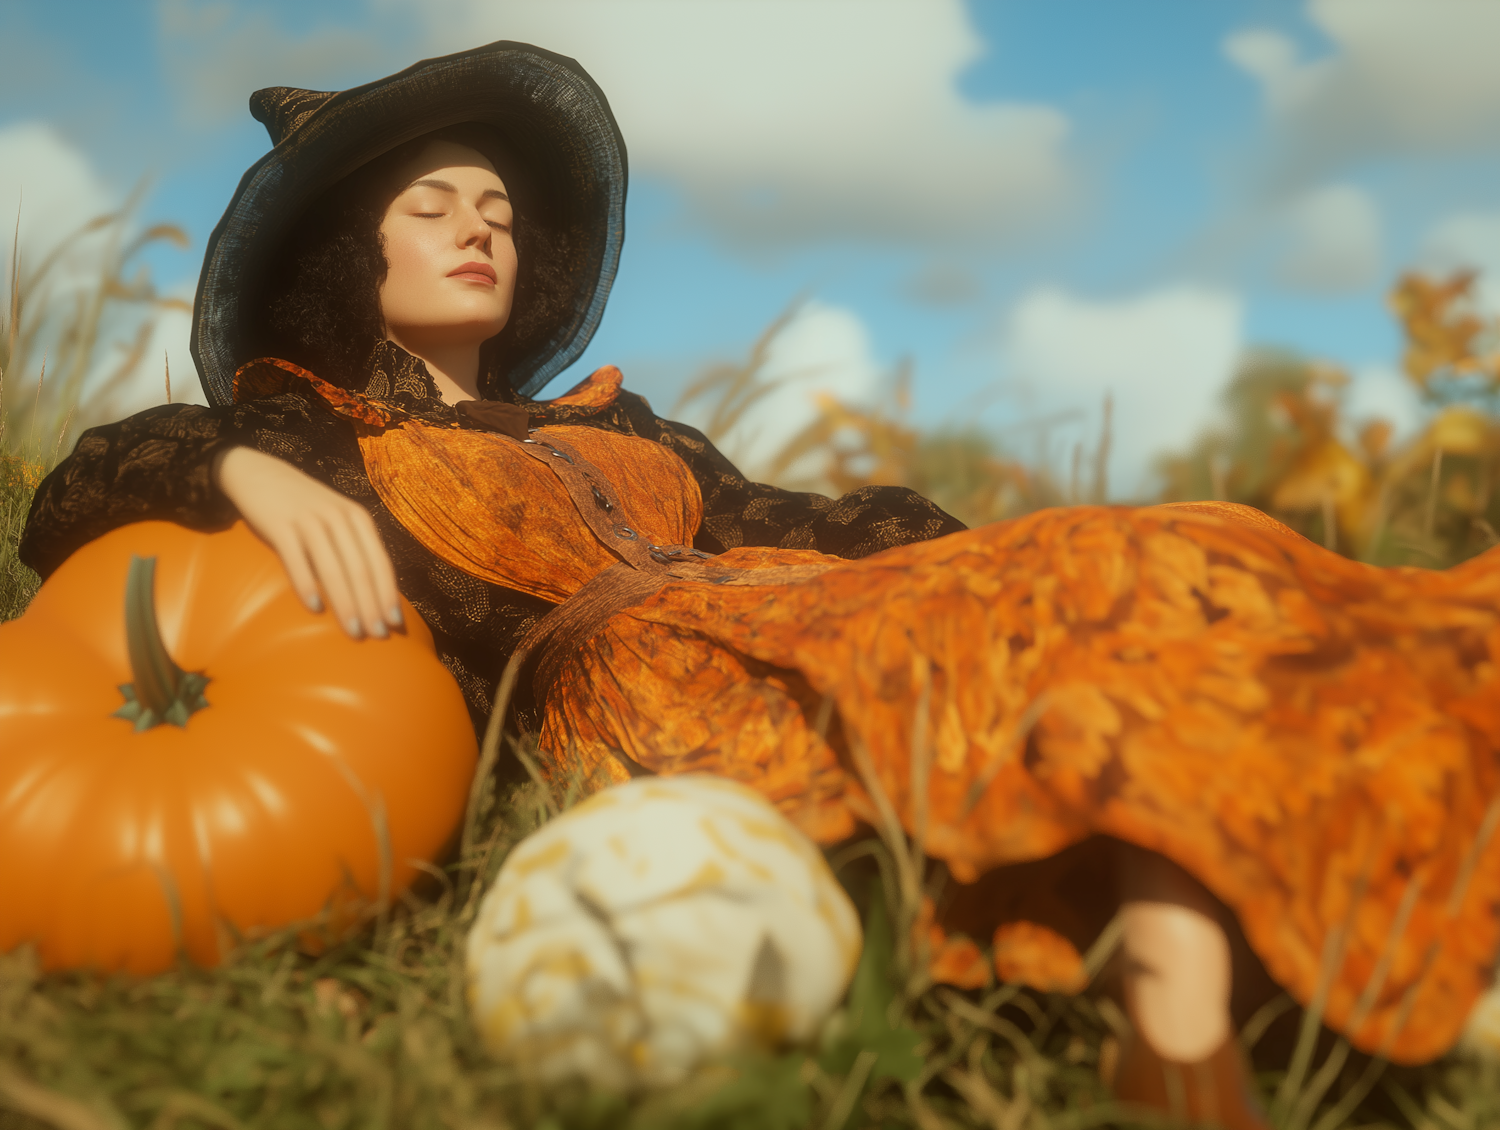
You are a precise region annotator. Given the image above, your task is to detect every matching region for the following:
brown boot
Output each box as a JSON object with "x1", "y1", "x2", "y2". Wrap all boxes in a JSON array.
[{"x1": 1110, "y1": 1026, "x2": 1270, "y2": 1130}]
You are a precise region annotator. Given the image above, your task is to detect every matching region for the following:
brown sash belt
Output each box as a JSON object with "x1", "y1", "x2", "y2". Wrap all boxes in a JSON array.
[{"x1": 493, "y1": 428, "x2": 828, "y2": 701}]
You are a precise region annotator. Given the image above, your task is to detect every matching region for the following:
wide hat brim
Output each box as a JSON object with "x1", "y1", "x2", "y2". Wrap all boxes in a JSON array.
[{"x1": 191, "y1": 40, "x2": 627, "y2": 405}]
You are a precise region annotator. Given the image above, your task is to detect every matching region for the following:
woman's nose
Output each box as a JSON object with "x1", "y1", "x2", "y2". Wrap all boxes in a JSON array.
[{"x1": 458, "y1": 210, "x2": 491, "y2": 249}]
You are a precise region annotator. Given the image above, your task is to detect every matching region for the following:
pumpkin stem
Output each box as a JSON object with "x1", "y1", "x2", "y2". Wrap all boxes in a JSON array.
[{"x1": 113, "y1": 555, "x2": 211, "y2": 732}]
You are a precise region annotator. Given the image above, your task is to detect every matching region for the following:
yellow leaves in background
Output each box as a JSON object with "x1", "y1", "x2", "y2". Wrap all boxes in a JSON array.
[
  {"x1": 0, "y1": 455, "x2": 43, "y2": 492},
  {"x1": 1162, "y1": 273, "x2": 1500, "y2": 568},
  {"x1": 1393, "y1": 271, "x2": 1500, "y2": 395},
  {"x1": 686, "y1": 275, "x2": 1500, "y2": 569}
]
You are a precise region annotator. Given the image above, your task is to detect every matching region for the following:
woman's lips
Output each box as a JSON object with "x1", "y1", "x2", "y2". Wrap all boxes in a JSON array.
[{"x1": 448, "y1": 261, "x2": 497, "y2": 285}]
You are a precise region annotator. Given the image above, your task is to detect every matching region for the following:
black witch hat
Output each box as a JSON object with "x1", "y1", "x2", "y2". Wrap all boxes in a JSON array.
[{"x1": 190, "y1": 40, "x2": 627, "y2": 405}]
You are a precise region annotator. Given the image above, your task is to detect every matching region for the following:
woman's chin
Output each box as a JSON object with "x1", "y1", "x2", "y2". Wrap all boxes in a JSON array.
[{"x1": 396, "y1": 312, "x2": 511, "y2": 347}]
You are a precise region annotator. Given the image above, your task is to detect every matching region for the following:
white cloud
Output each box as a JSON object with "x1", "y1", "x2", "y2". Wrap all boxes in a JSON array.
[
  {"x1": 389, "y1": 0, "x2": 1075, "y2": 245},
  {"x1": 157, "y1": 0, "x2": 389, "y2": 126},
  {"x1": 0, "y1": 122, "x2": 115, "y2": 283},
  {"x1": 697, "y1": 300, "x2": 882, "y2": 478},
  {"x1": 1276, "y1": 183, "x2": 1382, "y2": 292},
  {"x1": 1225, "y1": 0, "x2": 1500, "y2": 182},
  {"x1": 0, "y1": 122, "x2": 201, "y2": 418},
  {"x1": 1001, "y1": 285, "x2": 1244, "y2": 497},
  {"x1": 117, "y1": 280, "x2": 203, "y2": 414},
  {"x1": 1223, "y1": 28, "x2": 1306, "y2": 110}
]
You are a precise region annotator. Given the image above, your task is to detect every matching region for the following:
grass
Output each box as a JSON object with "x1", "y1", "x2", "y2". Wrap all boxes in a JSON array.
[
  {"x1": 0, "y1": 190, "x2": 188, "y2": 618},
  {"x1": 0, "y1": 762, "x2": 1109, "y2": 1130},
  {"x1": 4, "y1": 228, "x2": 1500, "y2": 1126},
  {"x1": 3, "y1": 727, "x2": 1498, "y2": 1130},
  {"x1": 0, "y1": 455, "x2": 41, "y2": 620}
]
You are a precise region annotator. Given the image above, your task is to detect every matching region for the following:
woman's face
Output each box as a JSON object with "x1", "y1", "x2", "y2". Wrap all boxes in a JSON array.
[{"x1": 377, "y1": 140, "x2": 517, "y2": 352}]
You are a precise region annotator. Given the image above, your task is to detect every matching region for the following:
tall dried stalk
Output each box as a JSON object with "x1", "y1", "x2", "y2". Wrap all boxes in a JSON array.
[
  {"x1": 673, "y1": 307, "x2": 1080, "y2": 526},
  {"x1": 0, "y1": 189, "x2": 188, "y2": 621},
  {"x1": 1, "y1": 185, "x2": 190, "y2": 451}
]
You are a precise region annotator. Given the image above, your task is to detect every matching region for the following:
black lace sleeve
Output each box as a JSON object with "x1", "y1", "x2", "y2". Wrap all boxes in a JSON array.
[
  {"x1": 608, "y1": 390, "x2": 968, "y2": 558},
  {"x1": 19, "y1": 392, "x2": 555, "y2": 732},
  {"x1": 19, "y1": 403, "x2": 245, "y2": 579}
]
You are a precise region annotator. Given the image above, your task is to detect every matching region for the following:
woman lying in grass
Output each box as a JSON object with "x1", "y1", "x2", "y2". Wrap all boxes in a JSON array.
[{"x1": 20, "y1": 41, "x2": 1500, "y2": 1129}]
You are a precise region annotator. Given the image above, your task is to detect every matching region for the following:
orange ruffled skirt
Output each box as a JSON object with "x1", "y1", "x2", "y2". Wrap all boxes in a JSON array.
[{"x1": 537, "y1": 502, "x2": 1500, "y2": 1065}]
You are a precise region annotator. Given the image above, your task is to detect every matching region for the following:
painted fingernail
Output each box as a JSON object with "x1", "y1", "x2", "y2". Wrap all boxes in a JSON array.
[
  {"x1": 387, "y1": 604, "x2": 404, "y2": 626},
  {"x1": 305, "y1": 592, "x2": 324, "y2": 613},
  {"x1": 346, "y1": 616, "x2": 363, "y2": 638},
  {"x1": 370, "y1": 620, "x2": 388, "y2": 639}
]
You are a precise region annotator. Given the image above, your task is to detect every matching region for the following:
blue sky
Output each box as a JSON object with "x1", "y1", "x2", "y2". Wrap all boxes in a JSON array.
[{"x1": 5, "y1": 0, "x2": 1499, "y2": 496}]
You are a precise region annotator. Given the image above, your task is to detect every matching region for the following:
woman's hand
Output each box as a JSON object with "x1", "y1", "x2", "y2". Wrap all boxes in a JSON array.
[{"x1": 213, "y1": 446, "x2": 404, "y2": 639}]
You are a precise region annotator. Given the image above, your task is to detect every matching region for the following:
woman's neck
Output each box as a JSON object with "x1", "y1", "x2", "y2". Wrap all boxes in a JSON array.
[{"x1": 385, "y1": 334, "x2": 481, "y2": 404}]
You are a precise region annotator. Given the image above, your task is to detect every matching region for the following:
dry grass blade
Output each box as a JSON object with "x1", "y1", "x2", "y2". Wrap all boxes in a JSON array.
[
  {"x1": 464, "y1": 651, "x2": 524, "y2": 862},
  {"x1": 963, "y1": 695, "x2": 1049, "y2": 818},
  {"x1": 936, "y1": 988, "x2": 1042, "y2": 1067},
  {"x1": 0, "y1": 1063, "x2": 124, "y2": 1130},
  {"x1": 672, "y1": 299, "x2": 803, "y2": 446},
  {"x1": 820, "y1": 1047, "x2": 878, "y2": 1130},
  {"x1": 142, "y1": 1089, "x2": 249, "y2": 1130},
  {"x1": 3, "y1": 186, "x2": 191, "y2": 455},
  {"x1": 1285, "y1": 871, "x2": 1427, "y2": 1130},
  {"x1": 1080, "y1": 913, "x2": 1125, "y2": 985},
  {"x1": 909, "y1": 653, "x2": 933, "y2": 872},
  {"x1": 3, "y1": 203, "x2": 19, "y2": 442},
  {"x1": 1271, "y1": 830, "x2": 1378, "y2": 1126},
  {"x1": 1091, "y1": 392, "x2": 1112, "y2": 504},
  {"x1": 1241, "y1": 994, "x2": 1296, "y2": 1052},
  {"x1": 1445, "y1": 794, "x2": 1500, "y2": 918},
  {"x1": 845, "y1": 728, "x2": 924, "y2": 999}
]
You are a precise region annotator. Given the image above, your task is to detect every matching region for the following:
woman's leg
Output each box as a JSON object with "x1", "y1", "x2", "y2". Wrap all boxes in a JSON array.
[
  {"x1": 1121, "y1": 850, "x2": 1233, "y2": 1061},
  {"x1": 1113, "y1": 847, "x2": 1269, "y2": 1129}
]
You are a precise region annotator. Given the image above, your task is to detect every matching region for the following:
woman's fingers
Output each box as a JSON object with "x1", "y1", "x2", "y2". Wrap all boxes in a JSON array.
[
  {"x1": 325, "y1": 508, "x2": 391, "y2": 639},
  {"x1": 347, "y1": 506, "x2": 404, "y2": 629},
  {"x1": 267, "y1": 529, "x2": 324, "y2": 614},
  {"x1": 297, "y1": 517, "x2": 368, "y2": 638},
  {"x1": 215, "y1": 446, "x2": 402, "y2": 640}
]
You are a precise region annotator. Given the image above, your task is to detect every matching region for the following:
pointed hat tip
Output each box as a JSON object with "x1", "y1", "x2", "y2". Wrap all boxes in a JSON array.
[{"x1": 249, "y1": 86, "x2": 336, "y2": 146}]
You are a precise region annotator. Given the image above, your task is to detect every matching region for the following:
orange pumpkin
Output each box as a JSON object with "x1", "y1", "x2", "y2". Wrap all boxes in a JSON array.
[{"x1": 0, "y1": 520, "x2": 477, "y2": 974}]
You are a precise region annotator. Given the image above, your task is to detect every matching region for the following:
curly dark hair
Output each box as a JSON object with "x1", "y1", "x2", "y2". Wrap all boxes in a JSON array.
[{"x1": 259, "y1": 124, "x2": 575, "y2": 397}]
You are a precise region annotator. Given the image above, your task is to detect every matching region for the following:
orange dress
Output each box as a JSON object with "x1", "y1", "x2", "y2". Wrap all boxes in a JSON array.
[{"x1": 347, "y1": 367, "x2": 1500, "y2": 1066}]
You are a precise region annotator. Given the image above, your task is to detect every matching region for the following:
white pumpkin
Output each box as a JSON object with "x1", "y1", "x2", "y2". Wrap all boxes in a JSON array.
[{"x1": 465, "y1": 774, "x2": 862, "y2": 1088}]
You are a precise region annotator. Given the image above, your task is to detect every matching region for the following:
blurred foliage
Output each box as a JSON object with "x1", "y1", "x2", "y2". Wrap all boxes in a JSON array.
[
  {"x1": 0, "y1": 453, "x2": 43, "y2": 622},
  {"x1": 1, "y1": 185, "x2": 190, "y2": 450},
  {"x1": 676, "y1": 308, "x2": 1093, "y2": 528},
  {"x1": 689, "y1": 280, "x2": 1500, "y2": 573},
  {"x1": 1159, "y1": 272, "x2": 1500, "y2": 568},
  {"x1": 0, "y1": 190, "x2": 186, "y2": 619}
]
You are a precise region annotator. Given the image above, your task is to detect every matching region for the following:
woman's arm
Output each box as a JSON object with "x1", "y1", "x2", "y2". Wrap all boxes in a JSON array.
[
  {"x1": 611, "y1": 393, "x2": 968, "y2": 557},
  {"x1": 214, "y1": 446, "x2": 401, "y2": 637},
  {"x1": 21, "y1": 399, "x2": 400, "y2": 638},
  {"x1": 20, "y1": 403, "x2": 242, "y2": 579}
]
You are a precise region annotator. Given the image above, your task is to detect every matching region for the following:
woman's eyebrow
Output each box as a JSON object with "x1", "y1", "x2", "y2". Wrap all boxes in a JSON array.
[{"x1": 406, "y1": 178, "x2": 509, "y2": 202}]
